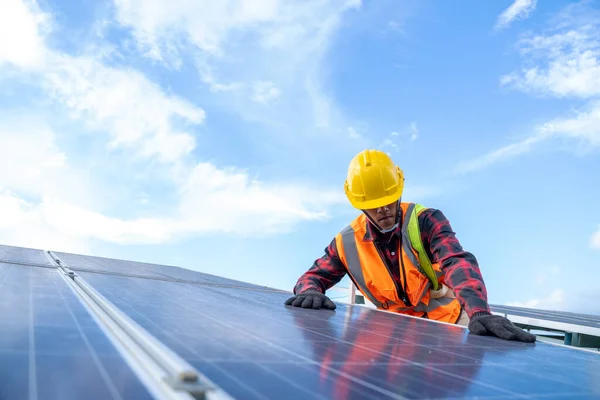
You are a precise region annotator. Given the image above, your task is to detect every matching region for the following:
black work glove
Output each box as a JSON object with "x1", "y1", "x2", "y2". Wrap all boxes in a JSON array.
[
  {"x1": 469, "y1": 312, "x2": 536, "y2": 342},
  {"x1": 284, "y1": 290, "x2": 336, "y2": 310}
]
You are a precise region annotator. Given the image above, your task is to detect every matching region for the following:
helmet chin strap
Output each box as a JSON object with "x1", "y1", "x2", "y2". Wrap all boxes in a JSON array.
[{"x1": 363, "y1": 199, "x2": 401, "y2": 234}]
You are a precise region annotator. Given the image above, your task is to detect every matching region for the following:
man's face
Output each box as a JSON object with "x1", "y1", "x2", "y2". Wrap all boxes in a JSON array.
[{"x1": 364, "y1": 201, "x2": 398, "y2": 230}]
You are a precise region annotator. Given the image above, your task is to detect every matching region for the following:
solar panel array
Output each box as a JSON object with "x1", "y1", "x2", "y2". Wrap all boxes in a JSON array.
[
  {"x1": 53, "y1": 250, "x2": 277, "y2": 290},
  {"x1": 2, "y1": 244, "x2": 600, "y2": 399},
  {"x1": 0, "y1": 244, "x2": 55, "y2": 267},
  {"x1": 491, "y1": 304, "x2": 600, "y2": 329}
]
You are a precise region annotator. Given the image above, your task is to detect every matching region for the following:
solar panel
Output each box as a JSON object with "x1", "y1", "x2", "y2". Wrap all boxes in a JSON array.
[
  {"x1": 3, "y1": 244, "x2": 600, "y2": 399},
  {"x1": 0, "y1": 262, "x2": 156, "y2": 400},
  {"x1": 77, "y1": 269, "x2": 600, "y2": 399},
  {"x1": 53, "y1": 251, "x2": 274, "y2": 291},
  {"x1": 0, "y1": 244, "x2": 54, "y2": 267},
  {"x1": 491, "y1": 304, "x2": 600, "y2": 328}
]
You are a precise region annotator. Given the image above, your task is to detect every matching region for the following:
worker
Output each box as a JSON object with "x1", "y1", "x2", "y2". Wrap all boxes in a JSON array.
[{"x1": 285, "y1": 149, "x2": 535, "y2": 343}]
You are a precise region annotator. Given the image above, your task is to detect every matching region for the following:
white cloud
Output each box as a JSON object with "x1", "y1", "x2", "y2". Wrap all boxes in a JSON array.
[
  {"x1": 112, "y1": 0, "x2": 281, "y2": 61},
  {"x1": 347, "y1": 127, "x2": 361, "y2": 139},
  {"x1": 506, "y1": 288, "x2": 566, "y2": 311},
  {"x1": 507, "y1": 263, "x2": 598, "y2": 314},
  {"x1": 43, "y1": 55, "x2": 206, "y2": 164},
  {"x1": 500, "y1": 3, "x2": 600, "y2": 98},
  {"x1": 251, "y1": 81, "x2": 282, "y2": 104},
  {"x1": 380, "y1": 122, "x2": 419, "y2": 152},
  {"x1": 409, "y1": 122, "x2": 419, "y2": 141},
  {"x1": 0, "y1": 117, "x2": 104, "y2": 210},
  {"x1": 387, "y1": 20, "x2": 403, "y2": 33},
  {"x1": 458, "y1": 2, "x2": 600, "y2": 173},
  {"x1": 0, "y1": 162, "x2": 346, "y2": 246},
  {"x1": 454, "y1": 133, "x2": 546, "y2": 174},
  {"x1": 110, "y1": 0, "x2": 362, "y2": 132},
  {"x1": 0, "y1": 0, "x2": 50, "y2": 69},
  {"x1": 381, "y1": 137, "x2": 398, "y2": 152},
  {"x1": 538, "y1": 100, "x2": 600, "y2": 146},
  {"x1": 0, "y1": 0, "x2": 351, "y2": 249},
  {"x1": 0, "y1": 116, "x2": 346, "y2": 244},
  {"x1": 0, "y1": 191, "x2": 90, "y2": 254},
  {"x1": 175, "y1": 162, "x2": 345, "y2": 237},
  {"x1": 0, "y1": 122, "x2": 65, "y2": 195},
  {"x1": 494, "y1": 0, "x2": 537, "y2": 30},
  {"x1": 508, "y1": 287, "x2": 600, "y2": 315},
  {"x1": 41, "y1": 196, "x2": 178, "y2": 244},
  {"x1": 197, "y1": 60, "x2": 243, "y2": 93},
  {"x1": 457, "y1": 98, "x2": 600, "y2": 173},
  {"x1": 1, "y1": 1, "x2": 205, "y2": 167},
  {"x1": 591, "y1": 227, "x2": 600, "y2": 249}
]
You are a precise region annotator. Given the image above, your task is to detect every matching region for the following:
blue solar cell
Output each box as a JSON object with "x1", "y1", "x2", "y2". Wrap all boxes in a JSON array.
[
  {"x1": 0, "y1": 263, "x2": 156, "y2": 400},
  {"x1": 54, "y1": 251, "x2": 280, "y2": 290},
  {"x1": 79, "y1": 270, "x2": 600, "y2": 399},
  {"x1": 0, "y1": 244, "x2": 54, "y2": 267},
  {"x1": 52, "y1": 251, "x2": 185, "y2": 279}
]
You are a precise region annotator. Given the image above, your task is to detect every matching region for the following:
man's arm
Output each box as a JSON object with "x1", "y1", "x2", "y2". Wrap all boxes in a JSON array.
[
  {"x1": 293, "y1": 238, "x2": 348, "y2": 294},
  {"x1": 418, "y1": 208, "x2": 491, "y2": 317},
  {"x1": 419, "y1": 208, "x2": 536, "y2": 342},
  {"x1": 285, "y1": 238, "x2": 348, "y2": 310}
]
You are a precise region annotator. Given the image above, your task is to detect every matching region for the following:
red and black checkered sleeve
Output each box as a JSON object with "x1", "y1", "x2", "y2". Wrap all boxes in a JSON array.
[
  {"x1": 293, "y1": 238, "x2": 348, "y2": 294},
  {"x1": 419, "y1": 208, "x2": 491, "y2": 317}
]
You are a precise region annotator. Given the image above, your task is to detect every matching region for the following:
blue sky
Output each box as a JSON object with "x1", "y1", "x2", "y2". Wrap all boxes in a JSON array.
[{"x1": 1, "y1": 0, "x2": 599, "y2": 314}]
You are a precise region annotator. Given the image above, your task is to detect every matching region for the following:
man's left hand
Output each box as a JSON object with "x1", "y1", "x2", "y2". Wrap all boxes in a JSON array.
[{"x1": 469, "y1": 312, "x2": 536, "y2": 342}]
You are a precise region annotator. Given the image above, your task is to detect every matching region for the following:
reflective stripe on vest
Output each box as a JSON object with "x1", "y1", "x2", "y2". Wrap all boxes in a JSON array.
[{"x1": 341, "y1": 203, "x2": 447, "y2": 313}]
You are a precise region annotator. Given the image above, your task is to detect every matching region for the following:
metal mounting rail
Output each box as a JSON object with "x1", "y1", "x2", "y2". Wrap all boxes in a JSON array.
[{"x1": 45, "y1": 250, "x2": 233, "y2": 400}]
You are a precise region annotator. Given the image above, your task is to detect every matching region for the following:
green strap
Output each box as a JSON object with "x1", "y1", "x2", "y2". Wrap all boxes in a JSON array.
[{"x1": 406, "y1": 203, "x2": 439, "y2": 291}]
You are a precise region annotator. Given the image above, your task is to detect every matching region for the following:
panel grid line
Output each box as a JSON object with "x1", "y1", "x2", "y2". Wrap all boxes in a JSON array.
[{"x1": 52, "y1": 272, "x2": 123, "y2": 400}]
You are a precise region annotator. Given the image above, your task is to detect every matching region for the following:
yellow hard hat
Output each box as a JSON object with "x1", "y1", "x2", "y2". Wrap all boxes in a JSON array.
[{"x1": 344, "y1": 149, "x2": 405, "y2": 210}]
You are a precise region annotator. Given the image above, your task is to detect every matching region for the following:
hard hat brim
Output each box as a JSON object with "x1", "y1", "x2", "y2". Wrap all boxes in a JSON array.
[{"x1": 346, "y1": 191, "x2": 402, "y2": 210}]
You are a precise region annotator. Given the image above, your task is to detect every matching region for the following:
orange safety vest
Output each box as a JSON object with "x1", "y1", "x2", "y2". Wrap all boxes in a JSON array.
[{"x1": 335, "y1": 202, "x2": 462, "y2": 323}]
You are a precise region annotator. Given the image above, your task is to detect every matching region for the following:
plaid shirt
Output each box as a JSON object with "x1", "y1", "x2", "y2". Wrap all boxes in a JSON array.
[{"x1": 293, "y1": 207, "x2": 491, "y2": 318}]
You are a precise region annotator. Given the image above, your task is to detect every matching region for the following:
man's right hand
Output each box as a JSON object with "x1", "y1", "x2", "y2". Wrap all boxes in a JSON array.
[
  {"x1": 284, "y1": 290, "x2": 337, "y2": 310},
  {"x1": 468, "y1": 312, "x2": 536, "y2": 342}
]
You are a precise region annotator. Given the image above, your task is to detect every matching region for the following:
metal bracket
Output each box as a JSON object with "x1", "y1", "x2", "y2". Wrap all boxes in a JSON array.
[
  {"x1": 46, "y1": 251, "x2": 77, "y2": 279},
  {"x1": 163, "y1": 376, "x2": 216, "y2": 400}
]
